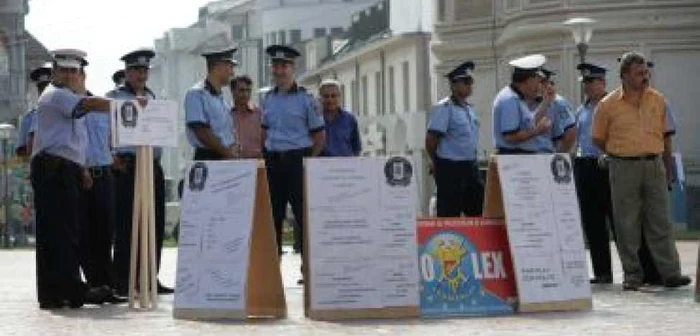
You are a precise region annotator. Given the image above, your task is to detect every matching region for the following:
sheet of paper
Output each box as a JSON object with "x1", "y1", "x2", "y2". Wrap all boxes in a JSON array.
[
  {"x1": 307, "y1": 158, "x2": 380, "y2": 260},
  {"x1": 497, "y1": 154, "x2": 591, "y2": 304},
  {"x1": 174, "y1": 160, "x2": 257, "y2": 310},
  {"x1": 310, "y1": 258, "x2": 383, "y2": 310},
  {"x1": 112, "y1": 99, "x2": 178, "y2": 148},
  {"x1": 306, "y1": 157, "x2": 419, "y2": 310}
]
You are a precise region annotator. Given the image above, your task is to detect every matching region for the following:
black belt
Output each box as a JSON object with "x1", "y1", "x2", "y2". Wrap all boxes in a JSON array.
[
  {"x1": 193, "y1": 148, "x2": 223, "y2": 161},
  {"x1": 609, "y1": 154, "x2": 659, "y2": 161},
  {"x1": 436, "y1": 157, "x2": 476, "y2": 166},
  {"x1": 496, "y1": 147, "x2": 535, "y2": 155},
  {"x1": 264, "y1": 148, "x2": 310, "y2": 161},
  {"x1": 88, "y1": 165, "x2": 112, "y2": 178},
  {"x1": 33, "y1": 152, "x2": 80, "y2": 171},
  {"x1": 117, "y1": 153, "x2": 160, "y2": 162}
]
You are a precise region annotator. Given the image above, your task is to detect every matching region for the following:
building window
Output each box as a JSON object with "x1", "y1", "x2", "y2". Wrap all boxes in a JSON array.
[
  {"x1": 402, "y1": 61, "x2": 410, "y2": 112},
  {"x1": 330, "y1": 27, "x2": 344, "y2": 37},
  {"x1": 437, "y1": 0, "x2": 446, "y2": 22},
  {"x1": 314, "y1": 28, "x2": 327, "y2": 38},
  {"x1": 350, "y1": 79, "x2": 357, "y2": 112},
  {"x1": 375, "y1": 71, "x2": 382, "y2": 115},
  {"x1": 388, "y1": 66, "x2": 395, "y2": 114},
  {"x1": 278, "y1": 31, "x2": 286, "y2": 45},
  {"x1": 290, "y1": 29, "x2": 302, "y2": 43},
  {"x1": 269, "y1": 32, "x2": 277, "y2": 45},
  {"x1": 231, "y1": 25, "x2": 244, "y2": 40},
  {"x1": 361, "y1": 75, "x2": 368, "y2": 116},
  {"x1": 340, "y1": 84, "x2": 346, "y2": 107}
]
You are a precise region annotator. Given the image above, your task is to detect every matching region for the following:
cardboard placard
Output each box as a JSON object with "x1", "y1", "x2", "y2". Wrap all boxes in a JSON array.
[
  {"x1": 488, "y1": 154, "x2": 592, "y2": 313},
  {"x1": 417, "y1": 217, "x2": 517, "y2": 317},
  {"x1": 304, "y1": 157, "x2": 420, "y2": 320},
  {"x1": 111, "y1": 100, "x2": 178, "y2": 148},
  {"x1": 695, "y1": 244, "x2": 700, "y2": 303},
  {"x1": 482, "y1": 157, "x2": 504, "y2": 219},
  {"x1": 173, "y1": 160, "x2": 286, "y2": 320}
]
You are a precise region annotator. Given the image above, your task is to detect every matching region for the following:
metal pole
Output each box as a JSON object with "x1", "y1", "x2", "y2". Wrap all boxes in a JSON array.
[
  {"x1": 2, "y1": 139, "x2": 8, "y2": 248},
  {"x1": 578, "y1": 43, "x2": 588, "y2": 105}
]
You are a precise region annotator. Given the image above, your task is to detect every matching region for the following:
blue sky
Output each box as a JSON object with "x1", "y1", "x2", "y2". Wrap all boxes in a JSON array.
[{"x1": 26, "y1": 0, "x2": 213, "y2": 95}]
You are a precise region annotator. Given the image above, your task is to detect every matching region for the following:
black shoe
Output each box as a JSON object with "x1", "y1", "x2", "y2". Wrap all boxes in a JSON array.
[
  {"x1": 104, "y1": 291, "x2": 129, "y2": 304},
  {"x1": 84, "y1": 286, "x2": 112, "y2": 305},
  {"x1": 643, "y1": 278, "x2": 664, "y2": 286},
  {"x1": 590, "y1": 276, "x2": 613, "y2": 284},
  {"x1": 622, "y1": 280, "x2": 643, "y2": 291},
  {"x1": 67, "y1": 300, "x2": 84, "y2": 309},
  {"x1": 297, "y1": 278, "x2": 304, "y2": 285},
  {"x1": 157, "y1": 282, "x2": 174, "y2": 295},
  {"x1": 39, "y1": 301, "x2": 65, "y2": 310},
  {"x1": 664, "y1": 275, "x2": 692, "y2": 288}
]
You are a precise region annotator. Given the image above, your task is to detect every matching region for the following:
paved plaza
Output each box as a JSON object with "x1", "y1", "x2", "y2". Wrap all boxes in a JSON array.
[{"x1": 1, "y1": 243, "x2": 699, "y2": 335}]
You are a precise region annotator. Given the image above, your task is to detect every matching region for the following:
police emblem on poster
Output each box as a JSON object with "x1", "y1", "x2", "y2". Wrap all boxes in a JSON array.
[
  {"x1": 418, "y1": 218, "x2": 516, "y2": 317},
  {"x1": 120, "y1": 100, "x2": 139, "y2": 128},
  {"x1": 384, "y1": 156, "x2": 412, "y2": 187},
  {"x1": 550, "y1": 154, "x2": 572, "y2": 184},
  {"x1": 189, "y1": 162, "x2": 209, "y2": 192}
]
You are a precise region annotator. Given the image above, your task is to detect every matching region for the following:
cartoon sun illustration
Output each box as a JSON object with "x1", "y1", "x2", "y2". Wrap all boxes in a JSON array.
[{"x1": 433, "y1": 237, "x2": 467, "y2": 295}]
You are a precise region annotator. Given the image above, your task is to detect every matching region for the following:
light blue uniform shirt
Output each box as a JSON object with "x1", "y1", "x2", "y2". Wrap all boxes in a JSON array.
[
  {"x1": 184, "y1": 80, "x2": 235, "y2": 150},
  {"x1": 105, "y1": 83, "x2": 162, "y2": 159},
  {"x1": 575, "y1": 100, "x2": 603, "y2": 158},
  {"x1": 84, "y1": 96, "x2": 113, "y2": 167},
  {"x1": 534, "y1": 95, "x2": 576, "y2": 153},
  {"x1": 491, "y1": 85, "x2": 539, "y2": 152},
  {"x1": 261, "y1": 84, "x2": 325, "y2": 152},
  {"x1": 427, "y1": 96, "x2": 479, "y2": 161},
  {"x1": 31, "y1": 84, "x2": 89, "y2": 165},
  {"x1": 15, "y1": 109, "x2": 36, "y2": 152}
]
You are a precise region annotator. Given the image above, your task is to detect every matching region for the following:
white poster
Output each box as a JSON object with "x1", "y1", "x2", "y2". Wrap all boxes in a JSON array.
[
  {"x1": 112, "y1": 99, "x2": 178, "y2": 148},
  {"x1": 497, "y1": 154, "x2": 591, "y2": 304},
  {"x1": 306, "y1": 157, "x2": 419, "y2": 310},
  {"x1": 174, "y1": 160, "x2": 258, "y2": 310}
]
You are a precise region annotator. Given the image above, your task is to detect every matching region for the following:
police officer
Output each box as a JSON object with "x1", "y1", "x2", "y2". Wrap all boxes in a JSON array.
[
  {"x1": 74, "y1": 68, "x2": 126, "y2": 303},
  {"x1": 185, "y1": 47, "x2": 238, "y2": 160},
  {"x1": 112, "y1": 69, "x2": 125, "y2": 88},
  {"x1": 535, "y1": 69, "x2": 577, "y2": 153},
  {"x1": 574, "y1": 62, "x2": 615, "y2": 284},
  {"x1": 426, "y1": 61, "x2": 483, "y2": 217},
  {"x1": 15, "y1": 63, "x2": 51, "y2": 157},
  {"x1": 492, "y1": 54, "x2": 551, "y2": 154},
  {"x1": 107, "y1": 49, "x2": 173, "y2": 295},
  {"x1": 262, "y1": 45, "x2": 325, "y2": 280},
  {"x1": 32, "y1": 49, "x2": 125, "y2": 309}
]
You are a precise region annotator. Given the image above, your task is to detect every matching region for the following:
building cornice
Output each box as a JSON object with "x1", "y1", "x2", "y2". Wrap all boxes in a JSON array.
[{"x1": 298, "y1": 32, "x2": 428, "y2": 83}]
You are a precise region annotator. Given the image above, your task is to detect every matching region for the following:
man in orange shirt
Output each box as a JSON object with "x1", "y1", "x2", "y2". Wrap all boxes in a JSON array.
[
  {"x1": 230, "y1": 75, "x2": 263, "y2": 159},
  {"x1": 592, "y1": 52, "x2": 691, "y2": 290}
]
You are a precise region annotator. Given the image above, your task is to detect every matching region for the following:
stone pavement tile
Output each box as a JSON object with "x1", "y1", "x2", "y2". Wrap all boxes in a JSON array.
[{"x1": 1, "y1": 243, "x2": 699, "y2": 335}]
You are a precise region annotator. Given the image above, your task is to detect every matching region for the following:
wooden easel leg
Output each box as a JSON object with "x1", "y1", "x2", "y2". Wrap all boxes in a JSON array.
[
  {"x1": 128, "y1": 149, "x2": 142, "y2": 309},
  {"x1": 139, "y1": 147, "x2": 149, "y2": 308},
  {"x1": 148, "y1": 148, "x2": 158, "y2": 308}
]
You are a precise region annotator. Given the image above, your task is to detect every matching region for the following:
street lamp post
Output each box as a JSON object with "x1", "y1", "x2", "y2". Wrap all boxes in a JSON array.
[
  {"x1": 0, "y1": 123, "x2": 15, "y2": 248},
  {"x1": 564, "y1": 17, "x2": 597, "y2": 104}
]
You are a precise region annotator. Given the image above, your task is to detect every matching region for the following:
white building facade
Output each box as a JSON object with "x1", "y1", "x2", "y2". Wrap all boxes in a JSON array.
[
  {"x1": 298, "y1": 0, "x2": 435, "y2": 213},
  {"x1": 148, "y1": 0, "x2": 377, "y2": 194},
  {"x1": 432, "y1": 0, "x2": 700, "y2": 227}
]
